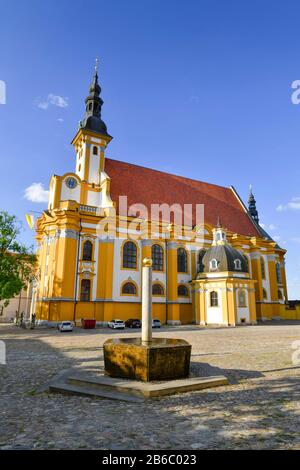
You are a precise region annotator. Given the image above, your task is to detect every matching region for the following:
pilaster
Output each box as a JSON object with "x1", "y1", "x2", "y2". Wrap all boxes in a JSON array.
[
  {"x1": 97, "y1": 238, "x2": 115, "y2": 321},
  {"x1": 268, "y1": 258, "x2": 278, "y2": 301},
  {"x1": 250, "y1": 255, "x2": 263, "y2": 301},
  {"x1": 166, "y1": 241, "x2": 180, "y2": 324}
]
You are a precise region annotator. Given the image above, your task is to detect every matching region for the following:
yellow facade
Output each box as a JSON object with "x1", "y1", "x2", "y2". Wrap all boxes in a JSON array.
[{"x1": 35, "y1": 197, "x2": 290, "y2": 326}]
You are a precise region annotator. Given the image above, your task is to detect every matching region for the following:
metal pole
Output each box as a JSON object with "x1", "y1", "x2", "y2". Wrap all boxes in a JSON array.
[{"x1": 24, "y1": 282, "x2": 30, "y2": 321}]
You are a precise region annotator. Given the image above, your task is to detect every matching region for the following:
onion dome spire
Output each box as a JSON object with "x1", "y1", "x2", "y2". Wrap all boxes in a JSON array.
[
  {"x1": 89, "y1": 58, "x2": 101, "y2": 96},
  {"x1": 79, "y1": 58, "x2": 112, "y2": 138},
  {"x1": 248, "y1": 185, "x2": 259, "y2": 224}
]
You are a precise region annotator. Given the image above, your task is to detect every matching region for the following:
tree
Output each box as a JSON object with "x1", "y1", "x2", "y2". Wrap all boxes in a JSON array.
[{"x1": 0, "y1": 211, "x2": 36, "y2": 311}]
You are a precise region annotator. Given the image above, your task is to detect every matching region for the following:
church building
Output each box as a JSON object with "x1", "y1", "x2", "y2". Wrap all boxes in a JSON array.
[{"x1": 34, "y1": 64, "x2": 288, "y2": 326}]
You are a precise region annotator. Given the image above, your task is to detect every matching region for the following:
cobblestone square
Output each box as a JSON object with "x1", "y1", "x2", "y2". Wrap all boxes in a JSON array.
[{"x1": 1, "y1": 322, "x2": 300, "y2": 450}]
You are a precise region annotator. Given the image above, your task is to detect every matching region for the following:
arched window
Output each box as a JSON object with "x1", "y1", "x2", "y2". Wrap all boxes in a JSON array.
[
  {"x1": 93, "y1": 146, "x2": 98, "y2": 155},
  {"x1": 178, "y1": 284, "x2": 189, "y2": 297},
  {"x1": 123, "y1": 241, "x2": 137, "y2": 269},
  {"x1": 152, "y1": 283, "x2": 164, "y2": 296},
  {"x1": 177, "y1": 248, "x2": 187, "y2": 273},
  {"x1": 262, "y1": 288, "x2": 267, "y2": 300},
  {"x1": 122, "y1": 282, "x2": 137, "y2": 295},
  {"x1": 234, "y1": 259, "x2": 242, "y2": 270},
  {"x1": 197, "y1": 249, "x2": 206, "y2": 273},
  {"x1": 238, "y1": 289, "x2": 247, "y2": 307},
  {"x1": 276, "y1": 262, "x2": 282, "y2": 284},
  {"x1": 260, "y1": 257, "x2": 266, "y2": 279},
  {"x1": 210, "y1": 291, "x2": 218, "y2": 307},
  {"x1": 278, "y1": 289, "x2": 283, "y2": 300},
  {"x1": 209, "y1": 259, "x2": 218, "y2": 271},
  {"x1": 80, "y1": 279, "x2": 91, "y2": 302},
  {"x1": 82, "y1": 241, "x2": 93, "y2": 261},
  {"x1": 152, "y1": 244, "x2": 163, "y2": 271}
]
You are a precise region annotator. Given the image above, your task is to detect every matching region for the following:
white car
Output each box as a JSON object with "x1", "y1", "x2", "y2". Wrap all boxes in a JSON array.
[
  {"x1": 57, "y1": 321, "x2": 74, "y2": 332},
  {"x1": 108, "y1": 319, "x2": 125, "y2": 329}
]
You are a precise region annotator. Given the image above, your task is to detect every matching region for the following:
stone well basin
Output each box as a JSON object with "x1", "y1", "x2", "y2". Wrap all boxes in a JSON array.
[{"x1": 103, "y1": 337, "x2": 191, "y2": 382}]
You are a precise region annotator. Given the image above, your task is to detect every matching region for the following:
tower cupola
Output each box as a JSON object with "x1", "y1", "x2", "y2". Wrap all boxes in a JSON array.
[
  {"x1": 71, "y1": 60, "x2": 113, "y2": 185},
  {"x1": 212, "y1": 217, "x2": 227, "y2": 246},
  {"x1": 200, "y1": 218, "x2": 249, "y2": 275},
  {"x1": 79, "y1": 58, "x2": 112, "y2": 138}
]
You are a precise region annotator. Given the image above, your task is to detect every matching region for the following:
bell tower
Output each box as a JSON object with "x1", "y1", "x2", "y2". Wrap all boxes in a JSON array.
[{"x1": 71, "y1": 59, "x2": 112, "y2": 186}]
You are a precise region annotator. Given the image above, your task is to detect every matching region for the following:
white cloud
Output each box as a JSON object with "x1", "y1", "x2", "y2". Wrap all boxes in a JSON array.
[
  {"x1": 37, "y1": 94, "x2": 68, "y2": 110},
  {"x1": 37, "y1": 101, "x2": 49, "y2": 110},
  {"x1": 48, "y1": 94, "x2": 68, "y2": 108},
  {"x1": 57, "y1": 118, "x2": 64, "y2": 122},
  {"x1": 24, "y1": 183, "x2": 49, "y2": 203},
  {"x1": 277, "y1": 197, "x2": 300, "y2": 211}
]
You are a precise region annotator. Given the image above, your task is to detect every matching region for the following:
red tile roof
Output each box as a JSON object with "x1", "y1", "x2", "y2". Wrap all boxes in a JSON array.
[{"x1": 105, "y1": 158, "x2": 260, "y2": 237}]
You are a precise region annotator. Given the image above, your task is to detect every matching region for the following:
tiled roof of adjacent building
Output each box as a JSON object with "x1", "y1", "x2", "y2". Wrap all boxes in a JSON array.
[{"x1": 105, "y1": 158, "x2": 261, "y2": 237}]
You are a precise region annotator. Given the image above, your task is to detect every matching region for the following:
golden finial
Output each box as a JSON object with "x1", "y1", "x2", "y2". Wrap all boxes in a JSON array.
[{"x1": 143, "y1": 258, "x2": 153, "y2": 267}]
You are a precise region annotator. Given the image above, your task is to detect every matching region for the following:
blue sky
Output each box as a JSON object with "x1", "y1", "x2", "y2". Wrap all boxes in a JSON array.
[{"x1": 0, "y1": 0, "x2": 299, "y2": 297}]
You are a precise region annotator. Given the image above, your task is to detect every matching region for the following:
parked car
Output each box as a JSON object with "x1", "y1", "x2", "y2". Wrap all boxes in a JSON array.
[
  {"x1": 152, "y1": 319, "x2": 161, "y2": 328},
  {"x1": 108, "y1": 319, "x2": 125, "y2": 329},
  {"x1": 57, "y1": 321, "x2": 74, "y2": 332},
  {"x1": 125, "y1": 318, "x2": 141, "y2": 328}
]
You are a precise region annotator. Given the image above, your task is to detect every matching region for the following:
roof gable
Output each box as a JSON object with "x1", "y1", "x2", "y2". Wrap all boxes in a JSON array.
[{"x1": 104, "y1": 158, "x2": 260, "y2": 237}]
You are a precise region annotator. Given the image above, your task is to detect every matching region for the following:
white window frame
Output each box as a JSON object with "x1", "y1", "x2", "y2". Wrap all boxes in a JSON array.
[
  {"x1": 209, "y1": 259, "x2": 218, "y2": 271},
  {"x1": 234, "y1": 259, "x2": 242, "y2": 270}
]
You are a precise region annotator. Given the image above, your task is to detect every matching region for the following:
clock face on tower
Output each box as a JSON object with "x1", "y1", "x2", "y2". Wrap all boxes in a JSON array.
[{"x1": 65, "y1": 177, "x2": 78, "y2": 189}]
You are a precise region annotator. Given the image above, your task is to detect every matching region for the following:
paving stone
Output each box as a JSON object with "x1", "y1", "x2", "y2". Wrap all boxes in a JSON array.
[{"x1": 1, "y1": 322, "x2": 300, "y2": 449}]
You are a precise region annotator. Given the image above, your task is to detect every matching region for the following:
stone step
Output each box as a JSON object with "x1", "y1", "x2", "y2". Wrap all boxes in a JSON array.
[
  {"x1": 67, "y1": 374, "x2": 229, "y2": 398},
  {"x1": 68, "y1": 375, "x2": 144, "y2": 398},
  {"x1": 49, "y1": 381, "x2": 145, "y2": 403}
]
